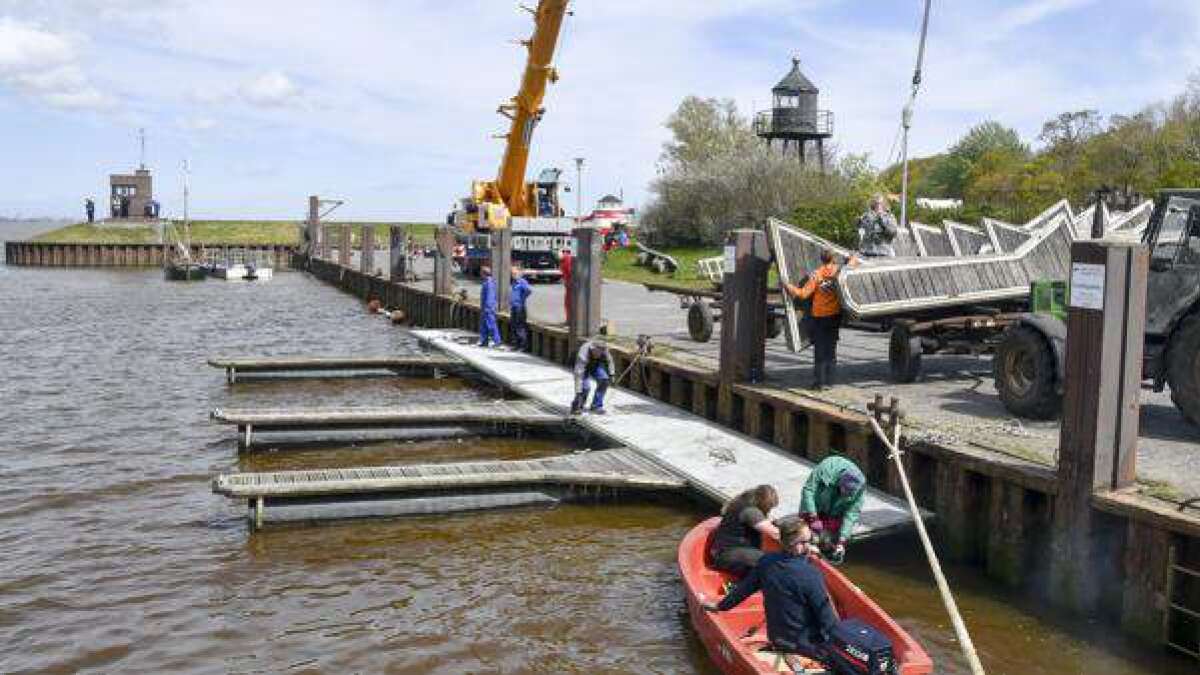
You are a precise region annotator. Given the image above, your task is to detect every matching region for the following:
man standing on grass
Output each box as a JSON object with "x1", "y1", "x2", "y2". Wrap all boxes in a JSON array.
[{"x1": 510, "y1": 267, "x2": 532, "y2": 351}]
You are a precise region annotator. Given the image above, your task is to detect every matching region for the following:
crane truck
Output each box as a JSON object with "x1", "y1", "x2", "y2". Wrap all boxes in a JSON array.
[{"x1": 450, "y1": 0, "x2": 574, "y2": 282}]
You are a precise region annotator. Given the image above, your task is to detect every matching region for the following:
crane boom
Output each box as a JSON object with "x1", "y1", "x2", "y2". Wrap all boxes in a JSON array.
[{"x1": 494, "y1": 0, "x2": 569, "y2": 216}]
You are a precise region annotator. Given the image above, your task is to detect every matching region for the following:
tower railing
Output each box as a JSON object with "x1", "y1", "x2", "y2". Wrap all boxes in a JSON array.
[{"x1": 754, "y1": 110, "x2": 834, "y2": 137}]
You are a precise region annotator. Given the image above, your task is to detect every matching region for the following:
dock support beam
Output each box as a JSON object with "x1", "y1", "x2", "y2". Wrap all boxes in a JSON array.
[
  {"x1": 491, "y1": 228, "x2": 512, "y2": 311},
  {"x1": 338, "y1": 225, "x2": 352, "y2": 268},
  {"x1": 306, "y1": 195, "x2": 319, "y2": 258},
  {"x1": 360, "y1": 225, "x2": 376, "y2": 275},
  {"x1": 569, "y1": 227, "x2": 603, "y2": 341},
  {"x1": 433, "y1": 226, "x2": 454, "y2": 298},
  {"x1": 390, "y1": 225, "x2": 408, "y2": 281},
  {"x1": 1050, "y1": 240, "x2": 1148, "y2": 613},
  {"x1": 719, "y1": 229, "x2": 770, "y2": 384}
]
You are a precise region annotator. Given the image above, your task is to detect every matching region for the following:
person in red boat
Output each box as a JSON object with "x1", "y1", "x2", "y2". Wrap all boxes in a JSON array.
[
  {"x1": 704, "y1": 519, "x2": 836, "y2": 662},
  {"x1": 707, "y1": 484, "x2": 781, "y2": 577}
]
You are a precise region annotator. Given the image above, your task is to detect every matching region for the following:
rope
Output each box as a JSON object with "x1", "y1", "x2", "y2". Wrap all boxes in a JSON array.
[{"x1": 866, "y1": 413, "x2": 986, "y2": 675}]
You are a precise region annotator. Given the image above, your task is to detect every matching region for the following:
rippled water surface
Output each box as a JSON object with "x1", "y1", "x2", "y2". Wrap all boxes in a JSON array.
[{"x1": 0, "y1": 266, "x2": 1191, "y2": 674}]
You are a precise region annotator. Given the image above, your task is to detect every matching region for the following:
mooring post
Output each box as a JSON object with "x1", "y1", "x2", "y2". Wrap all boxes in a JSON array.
[
  {"x1": 433, "y1": 226, "x2": 454, "y2": 298},
  {"x1": 569, "y1": 227, "x2": 603, "y2": 341},
  {"x1": 306, "y1": 195, "x2": 319, "y2": 257},
  {"x1": 389, "y1": 225, "x2": 408, "y2": 281},
  {"x1": 1049, "y1": 239, "x2": 1148, "y2": 613},
  {"x1": 719, "y1": 229, "x2": 770, "y2": 385},
  {"x1": 491, "y1": 228, "x2": 512, "y2": 311},
  {"x1": 338, "y1": 224, "x2": 352, "y2": 268},
  {"x1": 360, "y1": 224, "x2": 376, "y2": 275}
]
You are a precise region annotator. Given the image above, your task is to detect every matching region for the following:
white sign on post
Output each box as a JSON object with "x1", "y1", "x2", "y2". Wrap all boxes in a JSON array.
[
  {"x1": 1069, "y1": 262, "x2": 1105, "y2": 310},
  {"x1": 723, "y1": 245, "x2": 737, "y2": 275}
]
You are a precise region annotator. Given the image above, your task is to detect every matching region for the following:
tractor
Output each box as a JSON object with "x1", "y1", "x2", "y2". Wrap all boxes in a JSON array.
[{"x1": 994, "y1": 189, "x2": 1200, "y2": 424}]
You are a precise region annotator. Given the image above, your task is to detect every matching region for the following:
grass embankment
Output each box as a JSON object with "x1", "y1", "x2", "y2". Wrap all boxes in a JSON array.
[
  {"x1": 601, "y1": 245, "x2": 720, "y2": 290},
  {"x1": 32, "y1": 220, "x2": 439, "y2": 246}
]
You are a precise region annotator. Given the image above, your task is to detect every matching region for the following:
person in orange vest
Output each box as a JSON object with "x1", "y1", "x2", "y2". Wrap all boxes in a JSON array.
[{"x1": 785, "y1": 249, "x2": 843, "y2": 390}]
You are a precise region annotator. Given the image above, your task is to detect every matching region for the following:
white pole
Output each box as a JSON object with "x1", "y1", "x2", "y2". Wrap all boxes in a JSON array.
[
  {"x1": 867, "y1": 414, "x2": 986, "y2": 675},
  {"x1": 574, "y1": 157, "x2": 584, "y2": 223}
]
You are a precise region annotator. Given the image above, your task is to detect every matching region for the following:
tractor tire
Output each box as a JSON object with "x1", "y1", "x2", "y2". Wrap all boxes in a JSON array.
[
  {"x1": 766, "y1": 314, "x2": 783, "y2": 339},
  {"x1": 688, "y1": 302, "x2": 715, "y2": 343},
  {"x1": 993, "y1": 324, "x2": 1061, "y2": 420},
  {"x1": 1167, "y1": 315, "x2": 1200, "y2": 426},
  {"x1": 889, "y1": 321, "x2": 923, "y2": 383}
]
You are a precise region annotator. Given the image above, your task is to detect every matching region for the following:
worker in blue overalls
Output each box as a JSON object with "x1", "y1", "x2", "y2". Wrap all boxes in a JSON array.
[
  {"x1": 478, "y1": 266, "x2": 502, "y2": 347},
  {"x1": 571, "y1": 338, "x2": 615, "y2": 415},
  {"x1": 509, "y1": 267, "x2": 532, "y2": 351}
]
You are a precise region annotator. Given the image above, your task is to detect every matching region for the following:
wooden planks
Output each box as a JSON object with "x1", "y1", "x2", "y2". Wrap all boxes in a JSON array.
[
  {"x1": 211, "y1": 400, "x2": 566, "y2": 431},
  {"x1": 208, "y1": 353, "x2": 463, "y2": 383}
]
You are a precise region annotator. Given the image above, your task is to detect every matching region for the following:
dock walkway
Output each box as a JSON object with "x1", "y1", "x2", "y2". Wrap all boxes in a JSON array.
[
  {"x1": 213, "y1": 447, "x2": 685, "y2": 527},
  {"x1": 211, "y1": 400, "x2": 568, "y2": 449},
  {"x1": 208, "y1": 354, "x2": 463, "y2": 383},
  {"x1": 413, "y1": 330, "x2": 919, "y2": 539}
]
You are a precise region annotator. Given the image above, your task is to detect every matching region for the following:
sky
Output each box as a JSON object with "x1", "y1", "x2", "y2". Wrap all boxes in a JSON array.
[{"x1": 0, "y1": 0, "x2": 1198, "y2": 222}]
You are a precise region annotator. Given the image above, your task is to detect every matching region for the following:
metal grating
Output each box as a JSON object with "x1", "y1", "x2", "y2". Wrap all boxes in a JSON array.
[{"x1": 1166, "y1": 545, "x2": 1200, "y2": 662}]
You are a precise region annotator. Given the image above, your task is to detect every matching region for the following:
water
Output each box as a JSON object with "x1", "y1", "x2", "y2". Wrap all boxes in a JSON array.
[{"x1": 0, "y1": 267, "x2": 1190, "y2": 674}]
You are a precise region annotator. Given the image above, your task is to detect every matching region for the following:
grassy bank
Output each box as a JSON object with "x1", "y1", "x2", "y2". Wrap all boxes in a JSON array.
[
  {"x1": 600, "y1": 245, "x2": 720, "y2": 290},
  {"x1": 32, "y1": 220, "x2": 439, "y2": 246}
]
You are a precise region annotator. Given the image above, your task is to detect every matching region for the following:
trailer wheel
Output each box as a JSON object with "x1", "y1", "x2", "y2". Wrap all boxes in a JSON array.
[
  {"x1": 994, "y1": 325, "x2": 1061, "y2": 420},
  {"x1": 651, "y1": 258, "x2": 668, "y2": 274},
  {"x1": 889, "y1": 321, "x2": 923, "y2": 383},
  {"x1": 1167, "y1": 315, "x2": 1200, "y2": 426},
  {"x1": 688, "y1": 302, "x2": 715, "y2": 342}
]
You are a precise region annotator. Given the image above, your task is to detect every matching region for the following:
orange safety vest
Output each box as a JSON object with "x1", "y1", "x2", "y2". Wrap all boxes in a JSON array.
[{"x1": 796, "y1": 263, "x2": 841, "y2": 318}]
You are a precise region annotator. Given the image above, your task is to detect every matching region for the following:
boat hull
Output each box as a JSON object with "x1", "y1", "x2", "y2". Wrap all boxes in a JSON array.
[
  {"x1": 164, "y1": 263, "x2": 206, "y2": 281},
  {"x1": 679, "y1": 517, "x2": 933, "y2": 675}
]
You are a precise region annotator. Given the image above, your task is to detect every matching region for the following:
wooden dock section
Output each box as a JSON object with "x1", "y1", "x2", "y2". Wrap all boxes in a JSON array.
[
  {"x1": 208, "y1": 353, "x2": 464, "y2": 383},
  {"x1": 211, "y1": 400, "x2": 568, "y2": 449},
  {"x1": 213, "y1": 448, "x2": 686, "y2": 527},
  {"x1": 414, "y1": 330, "x2": 922, "y2": 539}
]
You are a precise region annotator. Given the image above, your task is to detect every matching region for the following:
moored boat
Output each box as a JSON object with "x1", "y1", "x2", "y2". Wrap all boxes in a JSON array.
[{"x1": 679, "y1": 517, "x2": 933, "y2": 675}]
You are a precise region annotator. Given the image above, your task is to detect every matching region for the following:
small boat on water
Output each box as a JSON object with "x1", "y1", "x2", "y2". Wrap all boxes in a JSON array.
[
  {"x1": 679, "y1": 517, "x2": 933, "y2": 675},
  {"x1": 163, "y1": 259, "x2": 206, "y2": 281},
  {"x1": 201, "y1": 248, "x2": 274, "y2": 281}
]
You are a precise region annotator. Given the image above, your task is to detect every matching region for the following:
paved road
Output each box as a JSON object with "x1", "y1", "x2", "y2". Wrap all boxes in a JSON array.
[{"x1": 367, "y1": 252, "x2": 1200, "y2": 505}]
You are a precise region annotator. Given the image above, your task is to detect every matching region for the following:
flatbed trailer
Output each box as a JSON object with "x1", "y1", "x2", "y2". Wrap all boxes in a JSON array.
[{"x1": 640, "y1": 279, "x2": 785, "y2": 343}]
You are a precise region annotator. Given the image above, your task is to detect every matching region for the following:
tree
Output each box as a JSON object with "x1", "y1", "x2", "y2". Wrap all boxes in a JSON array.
[
  {"x1": 659, "y1": 96, "x2": 755, "y2": 169},
  {"x1": 949, "y1": 121, "x2": 1029, "y2": 164},
  {"x1": 1038, "y1": 110, "x2": 1101, "y2": 153}
]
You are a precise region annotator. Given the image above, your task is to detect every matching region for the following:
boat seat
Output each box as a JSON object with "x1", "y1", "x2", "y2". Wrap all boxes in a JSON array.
[{"x1": 750, "y1": 648, "x2": 827, "y2": 674}]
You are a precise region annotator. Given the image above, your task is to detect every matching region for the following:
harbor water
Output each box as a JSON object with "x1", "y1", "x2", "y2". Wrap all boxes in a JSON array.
[{"x1": 0, "y1": 259, "x2": 1192, "y2": 674}]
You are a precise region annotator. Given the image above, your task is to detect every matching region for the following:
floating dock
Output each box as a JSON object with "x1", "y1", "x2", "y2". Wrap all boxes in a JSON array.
[
  {"x1": 207, "y1": 354, "x2": 464, "y2": 383},
  {"x1": 413, "y1": 330, "x2": 920, "y2": 538},
  {"x1": 211, "y1": 400, "x2": 568, "y2": 449},
  {"x1": 213, "y1": 448, "x2": 686, "y2": 528}
]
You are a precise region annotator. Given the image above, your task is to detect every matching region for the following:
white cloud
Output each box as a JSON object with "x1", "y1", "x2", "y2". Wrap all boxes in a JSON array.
[
  {"x1": 238, "y1": 70, "x2": 302, "y2": 107},
  {"x1": 996, "y1": 0, "x2": 1095, "y2": 34},
  {"x1": 0, "y1": 17, "x2": 112, "y2": 110},
  {"x1": 177, "y1": 115, "x2": 217, "y2": 131}
]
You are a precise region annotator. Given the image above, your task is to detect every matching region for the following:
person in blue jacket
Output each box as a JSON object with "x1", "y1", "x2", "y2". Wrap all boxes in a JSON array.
[
  {"x1": 478, "y1": 266, "x2": 502, "y2": 347},
  {"x1": 509, "y1": 267, "x2": 533, "y2": 351}
]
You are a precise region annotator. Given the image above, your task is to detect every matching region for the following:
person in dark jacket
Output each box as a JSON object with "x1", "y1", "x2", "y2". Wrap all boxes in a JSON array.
[
  {"x1": 704, "y1": 519, "x2": 836, "y2": 660},
  {"x1": 571, "y1": 338, "x2": 614, "y2": 414},
  {"x1": 85, "y1": 198, "x2": 95, "y2": 223},
  {"x1": 478, "y1": 266, "x2": 502, "y2": 347},
  {"x1": 509, "y1": 267, "x2": 532, "y2": 351},
  {"x1": 708, "y1": 484, "x2": 781, "y2": 577}
]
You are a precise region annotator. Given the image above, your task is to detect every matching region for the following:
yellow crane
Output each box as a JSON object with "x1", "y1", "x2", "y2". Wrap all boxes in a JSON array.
[{"x1": 455, "y1": 0, "x2": 571, "y2": 232}]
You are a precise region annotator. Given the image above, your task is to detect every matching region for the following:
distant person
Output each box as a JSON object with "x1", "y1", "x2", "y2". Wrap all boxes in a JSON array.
[
  {"x1": 558, "y1": 248, "x2": 574, "y2": 325},
  {"x1": 570, "y1": 337, "x2": 613, "y2": 415},
  {"x1": 617, "y1": 227, "x2": 630, "y2": 248},
  {"x1": 110, "y1": 195, "x2": 120, "y2": 219},
  {"x1": 120, "y1": 196, "x2": 130, "y2": 219},
  {"x1": 509, "y1": 267, "x2": 532, "y2": 351},
  {"x1": 784, "y1": 249, "x2": 842, "y2": 389},
  {"x1": 704, "y1": 519, "x2": 836, "y2": 663},
  {"x1": 85, "y1": 198, "x2": 94, "y2": 223},
  {"x1": 857, "y1": 194, "x2": 898, "y2": 257},
  {"x1": 707, "y1": 484, "x2": 781, "y2": 577},
  {"x1": 798, "y1": 456, "x2": 866, "y2": 564},
  {"x1": 477, "y1": 266, "x2": 502, "y2": 348}
]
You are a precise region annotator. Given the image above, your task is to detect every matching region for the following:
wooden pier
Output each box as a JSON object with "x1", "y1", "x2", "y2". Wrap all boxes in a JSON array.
[
  {"x1": 413, "y1": 330, "x2": 920, "y2": 539},
  {"x1": 208, "y1": 354, "x2": 464, "y2": 383},
  {"x1": 212, "y1": 448, "x2": 686, "y2": 528},
  {"x1": 211, "y1": 400, "x2": 568, "y2": 449}
]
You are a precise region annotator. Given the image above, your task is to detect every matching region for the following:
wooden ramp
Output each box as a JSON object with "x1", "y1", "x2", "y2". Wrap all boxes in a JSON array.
[
  {"x1": 414, "y1": 330, "x2": 921, "y2": 540},
  {"x1": 213, "y1": 448, "x2": 686, "y2": 527},
  {"x1": 208, "y1": 354, "x2": 463, "y2": 383},
  {"x1": 211, "y1": 400, "x2": 568, "y2": 449}
]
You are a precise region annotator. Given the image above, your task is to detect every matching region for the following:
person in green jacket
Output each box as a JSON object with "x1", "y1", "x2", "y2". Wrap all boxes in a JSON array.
[{"x1": 798, "y1": 455, "x2": 865, "y2": 565}]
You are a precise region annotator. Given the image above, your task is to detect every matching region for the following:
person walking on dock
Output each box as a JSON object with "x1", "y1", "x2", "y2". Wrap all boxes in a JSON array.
[
  {"x1": 708, "y1": 484, "x2": 782, "y2": 577},
  {"x1": 703, "y1": 519, "x2": 835, "y2": 664},
  {"x1": 571, "y1": 338, "x2": 614, "y2": 415},
  {"x1": 478, "y1": 266, "x2": 502, "y2": 348},
  {"x1": 85, "y1": 198, "x2": 95, "y2": 223},
  {"x1": 784, "y1": 249, "x2": 842, "y2": 390},
  {"x1": 857, "y1": 194, "x2": 898, "y2": 257},
  {"x1": 510, "y1": 267, "x2": 532, "y2": 351},
  {"x1": 559, "y1": 248, "x2": 573, "y2": 324},
  {"x1": 798, "y1": 456, "x2": 866, "y2": 565}
]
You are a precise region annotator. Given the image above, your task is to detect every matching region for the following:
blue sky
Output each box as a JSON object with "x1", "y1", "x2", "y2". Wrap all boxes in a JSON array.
[{"x1": 1, "y1": 1, "x2": 1198, "y2": 221}]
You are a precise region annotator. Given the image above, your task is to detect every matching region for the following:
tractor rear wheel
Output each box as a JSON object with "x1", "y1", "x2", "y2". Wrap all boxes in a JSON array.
[
  {"x1": 688, "y1": 302, "x2": 715, "y2": 342},
  {"x1": 1167, "y1": 315, "x2": 1200, "y2": 426},
  {"x1": 994, "y1": 324, "x2": 1061, "y2": 420},
  {"x1": 889, "y1": 321, "x2": 923, "y2": 383}
]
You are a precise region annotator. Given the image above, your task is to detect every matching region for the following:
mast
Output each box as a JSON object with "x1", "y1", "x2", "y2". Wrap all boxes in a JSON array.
[{"x1": 899, "y1": 0, "x2": 932, "y2": 230}]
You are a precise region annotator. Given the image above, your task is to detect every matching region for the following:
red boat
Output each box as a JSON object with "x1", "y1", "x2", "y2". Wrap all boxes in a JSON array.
[{"x1": 679, "y1": 517, "x2": 933, "y2": 675}]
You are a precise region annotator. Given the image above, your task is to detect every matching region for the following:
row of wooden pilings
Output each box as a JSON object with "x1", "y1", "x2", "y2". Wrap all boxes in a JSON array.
[
  {"x1": 297, "y1": 241, "x2": 1199, "y2": 657},
  {"x1": 3, "y1": 242, "x2": 297, "y2": 268}
]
